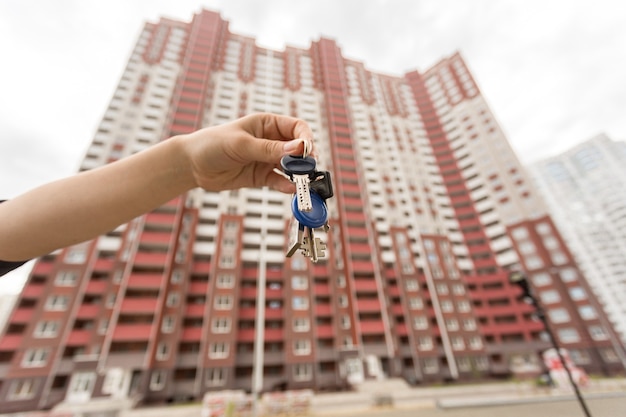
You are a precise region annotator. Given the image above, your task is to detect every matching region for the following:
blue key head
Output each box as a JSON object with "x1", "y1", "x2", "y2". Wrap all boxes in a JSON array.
[
  {"x1": 281, "y1": 155, "x2": 317, "y2": 176},
  {"x1": 292, "y1": 191, "x2": 328, "y2": 228}
]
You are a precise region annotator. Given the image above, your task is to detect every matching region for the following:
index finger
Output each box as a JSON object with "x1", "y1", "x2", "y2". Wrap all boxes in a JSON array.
[{"x1": 245, "y1": 113, "x2": 314, "y2": 143}]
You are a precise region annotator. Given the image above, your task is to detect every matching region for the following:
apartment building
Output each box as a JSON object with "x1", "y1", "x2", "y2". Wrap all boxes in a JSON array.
[
  {"x1": 0, "y1": 9, "x2": 623, "y2": 412},
  {"x1": 530, "y1": 134, "x2": 626, "y2": 345}
]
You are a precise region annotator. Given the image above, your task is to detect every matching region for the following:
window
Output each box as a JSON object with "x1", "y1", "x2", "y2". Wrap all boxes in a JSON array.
[
  {"x1": 548, "y1": 308, "x2": 570, "y2": 324},
  {"x1": 162, "y1": 316, "x2": 175, "y2": 333},
  {"x1": 569, "y1": 287, "x2": 586, "y2": 301},
  {"x1": 34, "y1": 321, "x2": 59, "y2": 338},
  {"x1": 212, "y1": 317, "x2": 231, "y2": 333},
  {"x1": 452, "y1": 284, "x2": 465, "y2": 295},
  {"x1": 45, "y1": 295, "x2": 69, "y2": 311},
  {"x1": 150, "y1": 370, "x2": 166, "y2": 391},
  {"x1": 532, "y1": 272, "x2": 552, "y2": 287},
  {"x1": 418, "y1": 336, "x2": 433, "y2": 350},
  {"x1": 293, "y1": 296, "x2": 309, "y2": 310},
  {"x1": 423, "y1": 358, "x2": 438, "y2": 374},
  {"x1": 156, "y1": 342, "x2": 170, "y2": 360},
  {"x1": 462, "y1": 318, "x2": 477, "y2": 331},
  {"x1": 294, "y1": 340, "x2": 311, "y2": 355},
  {"x1": 338, "y1": 295, "x2": 348, "y2": 308},
  {"x1": 511, "y1": 227, "x2": 529, "y2": 240},
  {"x1": 457, "y1": 357, "x2": 471, "y2": 372},
  {"x1": 219, "y1": 254, "x2": 235, "y2": 268},
  {"x1": 445, "y1": 318, "x2": 459, "y2": 331},
  {"x1": 65, "y1": 245, "x2": 88, "y2": 264},
  {"x1": 98, "y1": 319, "x2": 109, "y2": 335},
  {"x1": 294, "y1": 317, "x2": 310, "y2": 332},
  {"x1": 55, "y1": 270, "x2": 78, "y2": 286},
  {"x1": 469, "y1": 336, "x2": 483, "y2": 350},
  {"x1": 551, "y1": 251, "x2": 567, "y2": 265},
  {"x1": 436, "y1": 283, "x2": 448, "y2": 295},
  {"x1": 457, "y1": 300, "x2": 471, "y2": 312},
  {"x1": 337, "y1": 275, "x2": 346, "y2": 288},
  {"x1": 589, "y1": 325, "x2": 608, "y2": 341},
  {"x1": 69, "y1": 372, "x2": 95, "y2": 396},
  {"x1": 578, "y1": 305, "x2": 597, "y2": 320},
  {"x1": 560, "y1": 268, "x2": 577, "y2": 282},
  {"x1": 293, "y1": 364, "x2": 313, "y2": 381},
  {"x1": 535, "y1": 222, "x2": 551, "y2": 235},
  {"x1": 413, "y1": 316, "x2": 428, "y2": 330},
  {"x1": 8, "y1": 379, "x2": 35, "y2": 400},
  {"x1": 340, "y1": 315, "x2": 351, "y2": 329},
  {"x1": 207, "y1": 368, "x2": 227, "y2": 386},
  {"x1": 106, "y1": 294, "x2": 117, "y2": 308},
  {"x1": 525, "y1": 255, "x2": 544, "y2": 270},
  {"x1": 166, "y1": 292, "x2": 179, "y2": 307},
  {"x1": 217, "y1": 274, "x2": 235, "y2": 288},
  {"x1": 291, "y1": 257, "x2": 307, "y2": 271},
  {"x1": 209, "y1": 342, "x2": 229, "y2": 359},
  {"x1": 440, "y1": 300, "x2": 454, "y2": 312},
  {"x1": 292, "y1": 275, "x2": 308, "y2": 290},
  {"x1": 22, "y1": 348, "x2": 50, "y2": 367},
  {"x1": 214, "y1": 295, "x2": 233, "y2": 310},
  {"x1": 558, "y1": 328, "x2": 580, "y2": 343},
  {"x1": 451, "y1": 336, "x2": 465, "y2": 350},
  {"x1": 540, "y1": 290, "x2": 561, "y2": 304},
  {"x1": 405, "y1": 279, "x2": 419, "y2": 291},
  {"x1": 171, "y1": 269, "x2": 184, "y2": 284},
  {"x1": 409, "y1": 297, "x2": 423, "y2": 309}
]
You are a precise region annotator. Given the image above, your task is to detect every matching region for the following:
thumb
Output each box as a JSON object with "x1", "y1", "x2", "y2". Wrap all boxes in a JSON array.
[{"x1": 242, "y1": 137, "x2": 309, "y2": 164}]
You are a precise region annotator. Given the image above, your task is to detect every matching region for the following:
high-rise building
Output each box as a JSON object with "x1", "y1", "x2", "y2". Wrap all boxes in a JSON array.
[
  {"x1": 530, "y1": 134, "x2": 626, "y2": 345},
  {"x1": 1, "y1": 9, "x2": 623, "y2": 412}
]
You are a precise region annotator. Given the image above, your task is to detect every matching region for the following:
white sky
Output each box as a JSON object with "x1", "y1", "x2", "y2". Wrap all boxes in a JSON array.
[{"x1": 1, "y1": 0, "x2": 625, "y2": 294}]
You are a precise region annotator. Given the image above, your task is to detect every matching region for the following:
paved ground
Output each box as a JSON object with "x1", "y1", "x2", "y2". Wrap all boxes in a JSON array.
[{"x1": 2, "y1": 378, "x2": 624, "y2": 417}]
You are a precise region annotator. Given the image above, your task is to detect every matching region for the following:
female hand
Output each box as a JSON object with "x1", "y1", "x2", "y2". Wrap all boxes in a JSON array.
[{"x1": 180, "y1": 113, "x2": 314, "y2": 193}]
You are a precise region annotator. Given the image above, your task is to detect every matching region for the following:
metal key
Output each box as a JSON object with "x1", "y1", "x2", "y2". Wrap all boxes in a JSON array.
[
  {"x1": 286, "y1": 218, "x2": 305, "y2": 257},
  {"x1": 280, "y1": 155, "x2": 317, "y2": 212},
  {"x1": 304, "y1": 226, "x2": 327, "y2": 263}
]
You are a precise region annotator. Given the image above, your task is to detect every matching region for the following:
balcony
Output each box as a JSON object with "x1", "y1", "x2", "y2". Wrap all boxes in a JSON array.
[
  {"x1": 0, "y1": 334, "x2": 22, "y2": 350},
  {"x1": 21, "y1": 284, "x2": 44, "y2": 299},
  {"x1": 188, "y1": 281, "x2": 208, "y2": 294},
  {"x1": 145, "y1": 212, "x2": 177, "y2": 227},
  {"x1": 314, "y1": 284, "x2": 330, "y2": 297},
  {"x1": 31, "y1": 261, "x2": 53, "y2": 275},
  {"x1": 140, "y1": 231, "x2": 172, "y2": 246},
  {"x1": 181, "y1": 327, "x2": 203, "y2": 341},
  {"x1": 112, "y1": 324, "x2": 153, "y2": 341},
  {"x1": 120, "y1": 298, "x2": 159, "y2": 314},
  {"x1": 134, "y1": 252, "x2": 168, "y2": 266},
  {"x1": 127, "y1": 274, "x2": 163, "y2": 289},
  {"x1": 10, "y1": 308, "x2": 34, "y2": 323},
  {"x1": 360, "y1": 321, "x2": 385, "y2": 335},
  {"x1": 356, "y1": 299, "x2": 381, "y2": 313},
  {"x1": 76, "y1": 304, "x2": 100, "y2": 318},
  {"x1": 239, "y1": 307, "x2": 256, "y2": 319},
  {"x1": 237, "y1": 329, "x2": 255, "y2": 342},
  {"x1": 354, "y1": 280, "x2": 378, "y2": 293},
  {"x1": 315, "y1": 305, "x2": 332, "y2": 316},
  {"x1": 264, "y1": 328, "x2": 284, "y2": 341},
  {"x1": 352, "y1": 261, "x2": 375, "y2": 274},
  {"x1": 85, "y1": 280, "x2": 107, "y2": 294},
  {"x1": 185, "y1": 304, "x2": 205, "y2": 317},
  {"x1": 316, "y1": 325, "x2": 334, "y2": 338},
  {"x1": 66, "y1": 330, "x2": 92, "y2": 346}
]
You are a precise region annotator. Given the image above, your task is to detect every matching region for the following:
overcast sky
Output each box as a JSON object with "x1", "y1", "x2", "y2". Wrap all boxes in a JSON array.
[{"x1": 1, "y1": 0, "x2": 625, "y2": 294}]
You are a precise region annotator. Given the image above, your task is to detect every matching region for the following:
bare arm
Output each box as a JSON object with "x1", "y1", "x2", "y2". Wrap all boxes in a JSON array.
[{"x1": 0, "y1": 113, "x2": 313, "y2": 261}]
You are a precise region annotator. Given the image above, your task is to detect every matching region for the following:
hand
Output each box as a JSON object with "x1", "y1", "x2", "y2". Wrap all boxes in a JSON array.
[{"x1": 180, "y1": 113, "x2": 314, "y2": 193}]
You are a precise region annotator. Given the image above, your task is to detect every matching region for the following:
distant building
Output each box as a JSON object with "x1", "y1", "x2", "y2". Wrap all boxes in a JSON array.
[
  {"x1": 0, "y1": 9, "x2": 623, "y2": 413},
  {"x1": 530, "y1": 133, "x2": 626, "y2": 345},
  {"x1": 0, "y1": 294, "x2": 18, "y2": 335}
]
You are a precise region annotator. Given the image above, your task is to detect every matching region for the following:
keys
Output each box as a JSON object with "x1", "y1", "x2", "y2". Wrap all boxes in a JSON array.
[
  {"x1": 280, "y1": 155, "x2": 316, "y2": 212},
  {"x1": 275, "y1": 141, "x2": 333, "y2": 263}
]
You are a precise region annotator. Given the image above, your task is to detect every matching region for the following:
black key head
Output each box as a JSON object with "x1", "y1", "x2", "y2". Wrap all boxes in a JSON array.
[
  {"x1": 280, "y1": 155, "x2": 317, "y2": 176},
  {"x1": 310, "y1": 171, "x2": 334, "y2": 200}
]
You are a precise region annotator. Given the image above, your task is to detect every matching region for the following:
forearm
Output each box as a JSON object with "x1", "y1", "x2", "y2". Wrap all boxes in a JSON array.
[{"x1": 0, "y1": 136, "x2": 196, "y2": 261}]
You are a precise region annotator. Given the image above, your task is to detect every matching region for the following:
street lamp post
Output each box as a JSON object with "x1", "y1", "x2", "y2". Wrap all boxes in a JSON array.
[{"x1": 509, "y1": 271, "x2": 593, "y2": 417}]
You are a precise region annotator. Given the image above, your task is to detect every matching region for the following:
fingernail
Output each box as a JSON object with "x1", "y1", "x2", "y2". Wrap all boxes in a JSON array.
[{"x1": 283, "y1": 139, "x2": 300, "y2": 153}]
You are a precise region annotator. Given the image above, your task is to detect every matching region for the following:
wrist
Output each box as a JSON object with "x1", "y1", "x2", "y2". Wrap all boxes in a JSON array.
[{"x1": 166, "y1": 135, "x2": 199, "y2": 192}]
